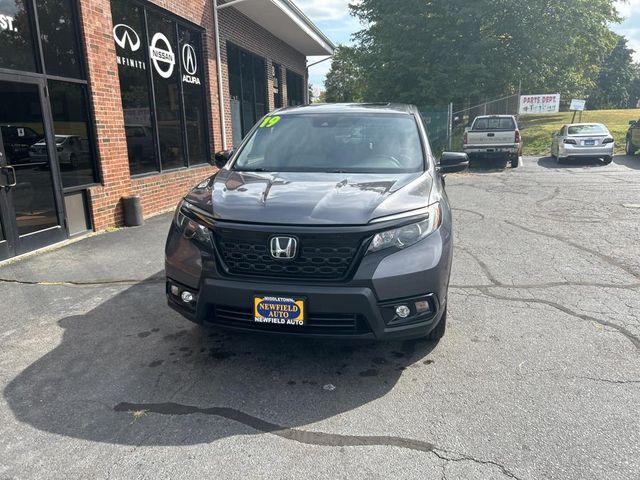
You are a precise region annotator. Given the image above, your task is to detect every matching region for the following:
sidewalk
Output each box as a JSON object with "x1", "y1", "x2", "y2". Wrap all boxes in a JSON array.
[{"x1": 0, "y1": 213, "x2": 173, "y2": 285}]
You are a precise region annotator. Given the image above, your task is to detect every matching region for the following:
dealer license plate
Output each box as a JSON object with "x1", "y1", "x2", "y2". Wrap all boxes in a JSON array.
[{"x1": 254, "y1": 296, "x2": 306, "y2": 326}]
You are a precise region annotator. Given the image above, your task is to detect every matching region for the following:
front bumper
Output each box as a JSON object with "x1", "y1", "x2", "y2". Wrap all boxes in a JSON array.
[
  {"x1": 165, "y1": 224, "x2": 452, "y2": 341},
  {"x1": 463, "y1": 145, "x2": 520, "y2": 156}
]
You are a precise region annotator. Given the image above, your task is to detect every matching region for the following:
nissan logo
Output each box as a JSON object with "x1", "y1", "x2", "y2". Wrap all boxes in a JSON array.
[
  {"x1": 149, "y1": 32, "x2": 175, "y2": 79},
  {"x1": 270, "y1": 236, "x2": 298, "y2": 260},
  {"x1": 113, "y1": 24, "x2": 140, "y2": 52},
  {"x1": 182, "y1": 43, "x2": 197, "y2": 76}
]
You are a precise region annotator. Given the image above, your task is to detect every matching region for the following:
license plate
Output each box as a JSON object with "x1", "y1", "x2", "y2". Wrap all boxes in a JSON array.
[
  {"x1": 254, "y1": 296, "x2": 306, "y2": 326},
  {"x1": 584, "y1": 140, "x2": 595, "y2": 146}
]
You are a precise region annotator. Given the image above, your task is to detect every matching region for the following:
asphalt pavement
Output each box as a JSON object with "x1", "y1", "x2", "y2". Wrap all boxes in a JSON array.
[{"x1": 0, "y1": 155, "x2": 639, "y2": 479}]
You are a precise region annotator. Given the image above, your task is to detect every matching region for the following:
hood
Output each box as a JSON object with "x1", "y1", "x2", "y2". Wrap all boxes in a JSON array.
[{"x1": 185, "y1": 170, "x2": 434, "y2": 225}]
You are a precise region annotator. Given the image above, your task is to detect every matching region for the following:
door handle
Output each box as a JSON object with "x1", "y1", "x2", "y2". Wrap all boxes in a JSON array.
[{"x1": 0, "y1": 166, "x2": 17, "y2": 188}]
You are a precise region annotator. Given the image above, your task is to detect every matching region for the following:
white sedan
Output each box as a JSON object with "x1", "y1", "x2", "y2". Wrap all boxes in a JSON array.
[{"x1": 551, "y1": 123, "x2": 614, "y2": 165}]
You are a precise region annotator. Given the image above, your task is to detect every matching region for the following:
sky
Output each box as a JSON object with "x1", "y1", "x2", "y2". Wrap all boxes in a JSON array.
[{"x1": 298, "y1": 0, "x2": 640, "y2": 93}]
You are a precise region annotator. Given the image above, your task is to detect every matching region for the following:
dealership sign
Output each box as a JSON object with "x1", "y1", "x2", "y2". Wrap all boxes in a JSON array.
[
  {"x1": 149, "y1": 32, "x2": 175, "y2": 78},
  {"x1": 181, "y1": 43, "x2": 201, "y2": 85},
  {"x1": 113, "y1": 24, "x2": 146, "y2": 70},
  {"x1": 0, "y1": 14, "x2": 17, "y2": 32},
  {"x1": 519, "y1": 94, "x2": 560, "y2": 114}
]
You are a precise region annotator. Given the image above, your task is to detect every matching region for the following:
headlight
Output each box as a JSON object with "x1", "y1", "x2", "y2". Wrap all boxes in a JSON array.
[
  {"x1": 367, "y1": 203, "x2": 442, "y2": 254},
  {"x1": 174, "y1": 201, "x2": 213, "y2": 249}
]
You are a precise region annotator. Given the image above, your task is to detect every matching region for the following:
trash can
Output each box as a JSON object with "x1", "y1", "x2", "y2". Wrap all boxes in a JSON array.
[{"x1": 122, "y1": 195, "x2": 144, "y2": 227}]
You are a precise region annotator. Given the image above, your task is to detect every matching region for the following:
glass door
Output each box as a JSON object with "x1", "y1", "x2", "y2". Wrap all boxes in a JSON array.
[{"x1": 0, "y1": 76, "x2": 66, "y2": 260}]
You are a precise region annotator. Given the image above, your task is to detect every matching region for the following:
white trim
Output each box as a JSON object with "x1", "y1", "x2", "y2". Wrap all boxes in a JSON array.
[{"x1": 272, "y1": 0, "x2": 334, "y2": 55}]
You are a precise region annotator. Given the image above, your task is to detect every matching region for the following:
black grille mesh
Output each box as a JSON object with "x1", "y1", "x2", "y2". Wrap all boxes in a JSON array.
[{"x1": 214, "y1": 227, "x2": 366, "y2": 280}]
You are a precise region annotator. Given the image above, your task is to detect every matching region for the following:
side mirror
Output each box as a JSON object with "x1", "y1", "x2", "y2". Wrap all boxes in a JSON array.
[
  {"x1": 438, "y1": 152, "x2": 469, "y2": 174},
  {"x1": 629, "y1": 120, "x2": 637, "y2": 126},
  {"x1": 210, "y1": 149, "x2": 233, "y2": 168}
]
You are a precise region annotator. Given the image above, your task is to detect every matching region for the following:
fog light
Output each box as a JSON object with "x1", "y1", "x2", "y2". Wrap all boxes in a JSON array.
[
  {"x1": 395, "y1": 305, "x2": 411, "y2": 318},
  {"x1": 181, "y1": 291, "x2": 195, "y2": 303},
  {"x1": 170, "y1": 285, "x2": 180, "y2": 296},
  {"x1": 415, "y1": 300, "x2": 431, "y2": 314}
]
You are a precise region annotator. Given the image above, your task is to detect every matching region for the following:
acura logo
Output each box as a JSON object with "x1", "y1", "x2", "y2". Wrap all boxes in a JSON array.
[
  {"x1": 182, "y1": 43, "x2": 197, "y2": 75},
  {"x1": 113, "y1": 24, "x2": 140, "y2": 52},
  {"x1": 270, "y1": 236, "x2": 298, "y2": 259}
]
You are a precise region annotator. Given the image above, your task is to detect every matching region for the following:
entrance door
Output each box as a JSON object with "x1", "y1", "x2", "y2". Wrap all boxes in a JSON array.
[{"x1": 0, "y1": 77, "x2": 66, "y2": 261}]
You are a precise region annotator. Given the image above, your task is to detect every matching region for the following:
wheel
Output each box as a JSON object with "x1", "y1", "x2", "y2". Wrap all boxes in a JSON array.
[
  {"x1": 557, "y1": 156, "x2": 566, "y2": 164},
  {"x1": 626, "y1": 137, "x2": 635, "y2": 156},
  {"x1": 510, "y1": 155, "x2": 520, "y2": 168},
  {"x1": 426, "y1": 308, "x2": 447, "y2": 341},
  {"x1": 602, "y1": 156, "x2": 612, "y2": 165}
]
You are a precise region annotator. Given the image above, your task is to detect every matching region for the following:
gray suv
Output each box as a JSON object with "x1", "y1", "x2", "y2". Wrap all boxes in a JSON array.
[{"x1": 165, "y1": 104, "x2": 468, "y2": 341}]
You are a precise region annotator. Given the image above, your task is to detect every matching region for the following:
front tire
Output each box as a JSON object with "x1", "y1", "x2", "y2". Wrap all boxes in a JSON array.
[
  {"x1": 602, "y1": 156, "x2": 613, "y2": 165},
  {"x1": 426, "y1": 309, "x2": 447, "y2": 341}
]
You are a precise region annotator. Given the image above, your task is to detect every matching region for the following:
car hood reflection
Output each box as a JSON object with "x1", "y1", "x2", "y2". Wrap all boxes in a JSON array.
[{"x1": 185, "y1": 171, "x2": 433, "y2": 225}]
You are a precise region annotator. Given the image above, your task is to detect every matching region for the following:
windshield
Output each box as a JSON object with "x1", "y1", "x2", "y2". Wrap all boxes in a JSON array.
[
  {"x1": 567, "y1": 125, "x2": 607, "y2": 135},
  {"x1": 233, "y1": 113, "x2": 425, "y2": 173}
]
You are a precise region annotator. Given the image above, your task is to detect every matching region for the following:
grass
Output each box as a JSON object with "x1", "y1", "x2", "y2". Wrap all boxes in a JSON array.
[{"x1": 519, "y1": 108, "x2": 640, "y2": 155}]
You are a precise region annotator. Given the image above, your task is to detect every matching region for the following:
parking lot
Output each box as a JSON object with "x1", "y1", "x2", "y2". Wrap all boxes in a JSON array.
[{"x1": 1, "y1": 155, "x2": 639, "y2": 480}]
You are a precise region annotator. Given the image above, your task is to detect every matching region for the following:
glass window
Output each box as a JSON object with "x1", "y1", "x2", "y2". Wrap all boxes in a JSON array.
[
  {"x1": 147, "y1": 11, "x2": 184, "y2": 170},
  {"x1": 111, "y1": 0, "x2": 157, "y2": 175},
  {"x1": 48, "y1": 81, "x2": 98, "y2": 187},
  {"x1": 0, "y1": 0, "x2": 37, "y2": 72},
  {"x1": 227, "y1": 43, "x2": 268, "y2": 139},
  {"x1": 567, "y1": 124, "x2": 608, "y2": 135},
  {"x1": 178, "y1": 25, "x2": 207, "y2": 165},
  {"x1": 36, "y1": 0, "x2": 82, "y2": 78},
  {"x1": 286, "y1": 70, "x2": 304, "y2": 106},
  {"x1": 234, "y1": 113, "x2": 424, "y2": 174},
  {"x1": 472, "y1": 118, "x2": 516, "y2": 130}
]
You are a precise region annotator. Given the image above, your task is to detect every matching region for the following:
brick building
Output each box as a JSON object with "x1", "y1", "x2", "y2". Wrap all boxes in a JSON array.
[{"x1": 0, "y1": 0, "x2": 333, "y2": 261}]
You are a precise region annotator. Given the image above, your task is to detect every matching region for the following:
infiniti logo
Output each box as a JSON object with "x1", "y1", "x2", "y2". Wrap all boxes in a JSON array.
[
  {"x1": 113, "y1": 24, "x2": 140, "y2": 52},
  {"x1": 182, "y1": 43, "x2": 197, "y2": 75},
  {"x1": 270, "y1": 237, "x2": 298, "y2": 259}
]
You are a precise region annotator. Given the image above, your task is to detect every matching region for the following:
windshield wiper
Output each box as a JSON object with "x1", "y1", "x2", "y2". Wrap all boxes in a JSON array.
[{"x1": 234, "y1": 167, "x2": 268, "y2": 172}]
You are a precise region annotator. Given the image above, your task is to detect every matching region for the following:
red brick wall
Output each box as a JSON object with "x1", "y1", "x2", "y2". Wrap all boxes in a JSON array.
[
  {"x1": 77, "y1": 0, "x2": 307, "y2": 231},
  {"x1": 218, "y1": 6, "x2": 307, "y2": 148},
  {"x1": 78, "y1": 0, "x2": 219, "y2": 231}
]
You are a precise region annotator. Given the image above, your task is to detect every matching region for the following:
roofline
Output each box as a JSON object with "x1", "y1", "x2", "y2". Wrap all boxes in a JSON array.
[{"x1": 275, "y1": 0, "x2": 336, "y2": 53}]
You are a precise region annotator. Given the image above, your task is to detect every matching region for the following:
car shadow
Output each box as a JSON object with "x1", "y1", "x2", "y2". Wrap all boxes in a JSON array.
[
  {"x1": 537, "y1": 156, "x2": 608, "y2": 169},
  {"x1": 468, "y1": 157, "x2": 510, "y2": 172},
  {"x1": 3, "y1": 273, "x2": 439, "y2": 446},
  {"x1": 613, "y1": 155, "x2": 640, "y2": 170}
]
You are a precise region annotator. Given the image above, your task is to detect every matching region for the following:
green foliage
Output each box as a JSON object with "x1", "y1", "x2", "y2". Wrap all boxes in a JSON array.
[
  {"x1": 324, "y1": 46, "x2": 365, "y2": 103},
  {"x1": 331, "y1": 0, "x2": 621, "y2": 105},
  {"x1": 588, "y1": 36, "x2": 637, "y2": 109}
]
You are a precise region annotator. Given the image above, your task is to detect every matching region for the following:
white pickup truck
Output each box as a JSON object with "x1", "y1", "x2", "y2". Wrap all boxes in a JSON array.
[{"x1": 463, "y1": 115, "x2": 522, "y2": 168}]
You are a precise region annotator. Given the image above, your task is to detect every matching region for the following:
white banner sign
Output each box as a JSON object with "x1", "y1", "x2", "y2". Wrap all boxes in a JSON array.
[
  {"x1": 519, "y1": 94, "x2": 560, "y2": 115},
  {"x1": 569, "y1": 99, "x2": 586, "y2": 111}
]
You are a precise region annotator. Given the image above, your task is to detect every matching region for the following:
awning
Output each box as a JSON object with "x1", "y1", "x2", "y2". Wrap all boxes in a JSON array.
[{"x1": 219, "y1": 0, "x2": 335, "y2": 56}]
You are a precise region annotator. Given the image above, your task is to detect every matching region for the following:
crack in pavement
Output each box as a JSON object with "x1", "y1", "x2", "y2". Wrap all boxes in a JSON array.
[
  {"x1": 475, "y1": 287, "x2": 640, "y2": 352},
  {"x1": 535, "y1": 186, "x2": 561, "y2": 208},
  {"x1": 0, "y1": 277, "x2": 164, "y2": 288},
  {"x1": 451, "y1": 282, "x2": 640, "y2": 291},
  {"x1": 113, "y1": 402, "x2": 523, "y2": 480},
  {"x1": 451, "y1": 207, "x2": 486, "y2": 220},
  {"x1": 504, "y1": 220, "x2": 640, "y2": 280}
]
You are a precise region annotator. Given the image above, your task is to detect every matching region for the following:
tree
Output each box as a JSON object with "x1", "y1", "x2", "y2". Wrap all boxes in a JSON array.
[
  {"x1": 589, "y1": 36, "x2": 636, "y2": 109},
  {"x1": 348, "y1": 0, "x2": 620, "y2": 106},
  {"x1": 324, "y1": 46, "x2": 365, "y2": 103}
]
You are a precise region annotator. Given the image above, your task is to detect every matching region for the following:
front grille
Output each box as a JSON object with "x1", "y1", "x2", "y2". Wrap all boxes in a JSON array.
[
  {"x1": 209, "y1": 305, "x2": 371, "y2": 335},
  {"x1": 214, "y1": 227, "x2": 367, "y2": 280}
]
